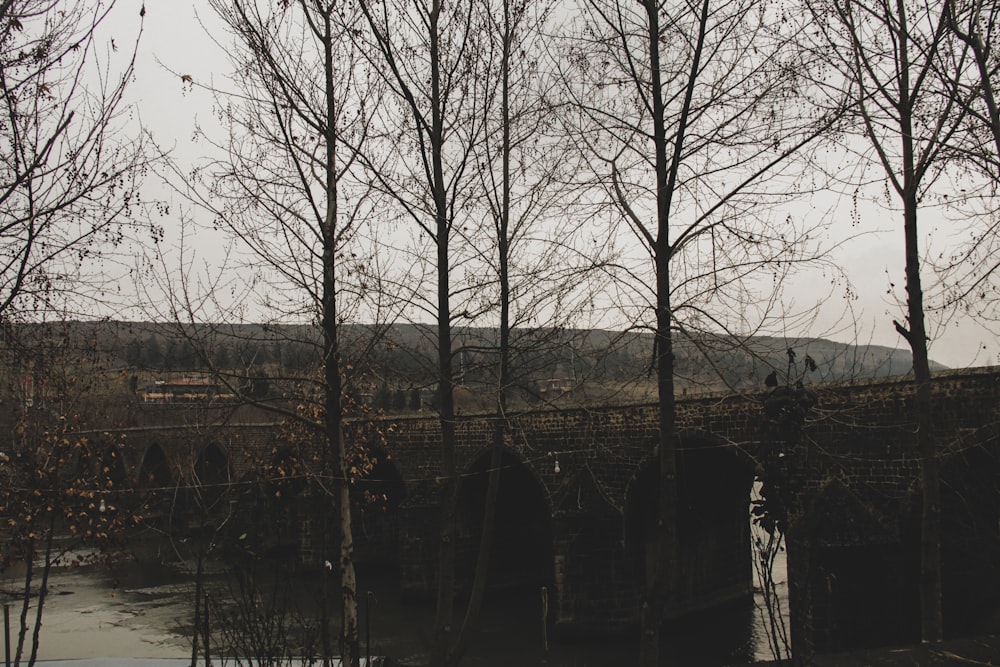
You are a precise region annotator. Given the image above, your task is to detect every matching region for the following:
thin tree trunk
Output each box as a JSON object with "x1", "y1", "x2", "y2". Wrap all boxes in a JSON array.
[
  {"x1": 429, "y1": 0, "x2": 460, "y2": 660},
  {"x1": 446, "y1": 0, "x2": 514, "y2": 665},
  {"x1": 904, "y1": 185, "x2": 942, "y2": 644},
  {"x1": 895, "y1": 0, "x2": 942, "y2": 641},
  {"x1": 189, "y1": 555, "x2": 203, "y2": 667},
  {"x1": 14, "y1": 537, "x2": 34, "y2": 667},
  {"x1": 902, "y1": 186, "x2": 941, "y2": 643},
  {"x1": 639, "y1": 0, "x2": 709, "y2": 662},
  {"x1": 26, "y1": 513, "x2": 56, "y2": 667},
  {"x1": 318, "y1": 4, "x2": 360, "y2": 664},
  {"x1": 450, "y1": 422, "x2": 503, "y2": 666},
  {"x1": 450, "y1": 5, "x2": 516, "y2": 658}
]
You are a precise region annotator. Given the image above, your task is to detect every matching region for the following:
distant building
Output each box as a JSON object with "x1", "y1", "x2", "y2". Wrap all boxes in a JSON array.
[
  {"x1": 140, "y1": 377, "x2": 234, "y2": 404},
  {"x1": 536, "y1": 377, "x2": 574, "y2": 396}
]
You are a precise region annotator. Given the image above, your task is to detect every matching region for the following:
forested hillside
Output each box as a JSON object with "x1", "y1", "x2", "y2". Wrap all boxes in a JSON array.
[{"x1": 11, "y1": 321, "x2": 945, "y2": 413}]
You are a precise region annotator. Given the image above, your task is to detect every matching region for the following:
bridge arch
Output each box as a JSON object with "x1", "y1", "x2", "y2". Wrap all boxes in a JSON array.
[
  {"x1": 138, "y1": 443, "x2": 173, "y2": 489},
  {"x1": 194, "y1": 442, "x2": 231, "y2": 487},
  {"x1": 455, "y1": 445, "x2": 553, "y2": 594},
  {"x1": 623, "y1": 429, "x2": 756, "y2": 615},
  {"x1": 351, "y1": 447, "x2": 407, "y2": 511},
  {"x1": 263, "y1": 446, "x2": 308, "y2": 500},
  {"x1": 136, "y1": 443, "x2": 175, "y2": 525},
  {"x1": 791, "y1": 477, "x2": 917, "y2": 653},
  {"x1": 550, "y1": 463, "x2": 629, "y2": 632},
  {"x1": 351, "y1": 447, "x2": 407, "y2": 568},
  {"x1": 940, "y1": 427, "x2": 1000, "y2": 636},
  {"x1": 262, "y1": 446, "x2": 309, "y2": 556},
  {"x1": 98, "y1": 443, "x2": 128, "y2": 490}
]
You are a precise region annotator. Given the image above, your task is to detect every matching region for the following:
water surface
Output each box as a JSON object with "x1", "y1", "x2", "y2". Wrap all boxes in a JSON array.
[{"x1": 1, "y1": 552, "x2": 787, "y2": 666}]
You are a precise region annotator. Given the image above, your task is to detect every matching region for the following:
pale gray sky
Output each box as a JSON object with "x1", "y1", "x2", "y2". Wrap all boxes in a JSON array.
[{"x1": 115, "y1": 0, "x2": 999, "y2": 370}]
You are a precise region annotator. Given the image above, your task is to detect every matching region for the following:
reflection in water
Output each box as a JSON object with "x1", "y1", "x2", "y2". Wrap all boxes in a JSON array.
[{"x1": 3, "y1": 549, "x2": 786, "y2": 666}]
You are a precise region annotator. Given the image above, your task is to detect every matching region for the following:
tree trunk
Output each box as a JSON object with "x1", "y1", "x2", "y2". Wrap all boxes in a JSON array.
[
  {"x1": 449, "y1": 6, "x2": 516, "y2": 659},
  {"x1": 895, "y1": 0, "x2": 942, "y2": 641},
  {"x1": 904, "y1": 183, "x2": 942, "y2": 644},
  {"x1": 27, "y1": 513, "x2": 57, "y2": 667},
  {"x1": 189, "y1": 555, "x2": 204, "y2": 667},
  {"x1": 639, "y1": 0, "x2": 709, "y2": 662},
  {"x1": 429, "y1": 1, "x2": 460, "y2": 662},
  {"x1": 15, "y1": 537, "x2": 34, "y2": 667},
  {"x1": 321, "y1": 6, "x2": 359, "y2": 662}
]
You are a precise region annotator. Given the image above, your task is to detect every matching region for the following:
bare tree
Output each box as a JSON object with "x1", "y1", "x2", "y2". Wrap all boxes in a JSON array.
[
  {"x1": 945, "y1": 0, "x2": 1000, "y2": 169},
  {"x1": 930, "y1": 0, "x2": 1000, "y2": 327},
  {"x1": 150, "y1": 2, "x2": 388, "y2": 665},
  {"x1": 0, "y1": 323, "x2": 140, "y2": 667},
  {"x1": 806, "y1": 0, "x2": 976, "y2": 646},
  {"x1": 0, "y1": 0, "x2": 148, "y2": 321},
  {"x1": 442, "y1": 0, "x2": 612, "y2": 661},
  {"x1": 0, "y1": 2, "x2": 150, "y2": 655},
  {"x1": 356, "y1": 2, "x2": 492, "y2": 664},
  {"x1": 560, "y1": 0, "x2": 840, "y2": 662}
]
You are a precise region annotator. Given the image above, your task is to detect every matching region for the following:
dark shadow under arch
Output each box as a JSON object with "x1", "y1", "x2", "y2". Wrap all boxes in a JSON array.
[
  {"x1": 351, "y1": 449, "x2": 407, "y2": 569},
  {"x1": 195, "y1": 443, "x2": 230, "y2": 488},
  {"x1": 264, "y1": 446, "x2": 307, "y2": 500},
  {"x1": 795, "y1": 478, "x2": 919, "y2": 653},
  {"x1": 550, "y1": 464, "x2": 633, "y2": 636},
  {"x1": 256, "y1": 446, "x2": 308, "y2": 555},
  {"x1": 99, "y1": 443, "x2": 128, "y2": 490},
  {"x1": 137, "y1": 444, "x2": 174, "y2": 522},
  {"x1": 455, "y1": 447, "x2": 553, "y2": 596},
  {"x1": 941, "y1": 436, "x2": 1000, "y2": 637},
  {"x1": 193, "y1": 442, "x2": 231, "y2": 510},
  {"x1": 138, "y1": 444, "x2": 173, "y2": 489},
  {"x1": 624, "y1": 431, "x2": 756, "y2": 616}
]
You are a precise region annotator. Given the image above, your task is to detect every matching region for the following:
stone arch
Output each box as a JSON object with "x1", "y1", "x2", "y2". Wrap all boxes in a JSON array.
[
  {"x1": 623, "y1": 430, "x2": 756, "y2": 613},
  {"x1": 351, "y1": 447, "x2": 407, "y2": 568},
  {"x1": 940, "y1": 429, "x2": 1000, "y2": 636},
  {"x1": 194, "y1": 442, "x2": 231, "y2": 488},
  {"x1": 264, "y1": 446, "x2": 310, "y2": 554},
  {"x1": 193, "y1": 442, "x2": 231, "y2": 508},
  {"x1": 351, "y1": 447, "x2": 407, "y2": 512},
  {"x1": 99, "y1": 444, "x2": 128, "y2": 489},
  {"x1": 240, "y1": 446, "x2": 311, "y2": 562},
  {"x1": 137, "y1": 444, "x2": 175, "y2": 521},
  {"x1": 676, "y1": 430, "x2": 756, "y2": 605},
  {"x1": 792, "y1": 478, "x2": 918, "y2": 653},
  {"x1": 264, "y1": 446, "x2": 308, "y2": 500},
  {"x1": 547, "y1": 464, "x2": 641, "y2": 634},
  {"x1": 455, "y1": 445, "x2": 553, "y2": 594},
  {"x1": 623, "y1": 458, "x2": 658, "y2": 593},
  {"x1": 138, "y1": 444, "x2": 173, "y2": 489}
]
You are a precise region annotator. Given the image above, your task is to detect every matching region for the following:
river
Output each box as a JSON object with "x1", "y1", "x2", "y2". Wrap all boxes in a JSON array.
[{"x1": 0, "y1": 550, "x2": 787, "y2": 666}]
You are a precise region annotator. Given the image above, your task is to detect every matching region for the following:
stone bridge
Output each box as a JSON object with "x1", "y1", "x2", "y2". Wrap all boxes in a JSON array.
[{"x1": 86, "y1": 367, "x2": 1000, "y2": 658}]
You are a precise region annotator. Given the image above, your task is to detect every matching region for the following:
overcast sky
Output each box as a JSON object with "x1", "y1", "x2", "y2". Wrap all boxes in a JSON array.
[{"x1": 113, "y1": 1, "x2": 999, "y2": 370}]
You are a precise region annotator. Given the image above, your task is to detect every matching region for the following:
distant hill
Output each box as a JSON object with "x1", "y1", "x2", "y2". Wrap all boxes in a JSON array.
[
  {"x1": 674, "y1": 333, "x2": 947, "y2": 389},
  {"x1": 1, "y1": 320, "x2": 947, "y2": 411}
]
